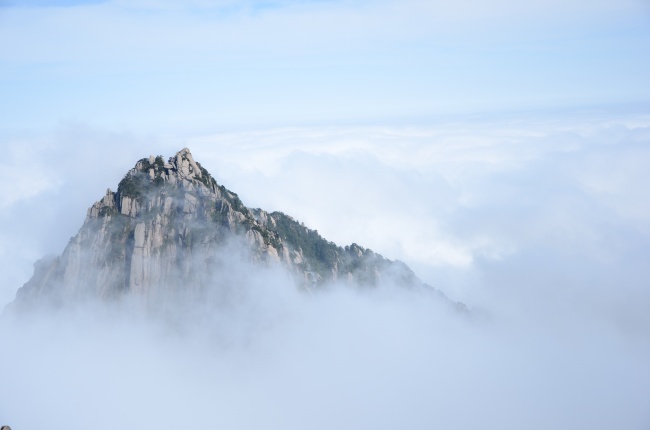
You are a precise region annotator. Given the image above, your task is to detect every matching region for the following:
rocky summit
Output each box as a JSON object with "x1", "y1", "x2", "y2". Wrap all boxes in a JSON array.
[{"x1": 8, "y1": 148, "x2": 461, "y2": 311}]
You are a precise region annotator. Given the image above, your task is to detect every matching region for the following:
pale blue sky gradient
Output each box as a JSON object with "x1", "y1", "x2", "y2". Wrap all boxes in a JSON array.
[{"x1": 1, "y1": 0, "x2": 649, "y2": 133}]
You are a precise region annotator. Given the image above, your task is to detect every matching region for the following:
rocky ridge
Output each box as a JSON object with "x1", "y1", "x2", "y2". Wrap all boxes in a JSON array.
[{"x1": 9, "y1": 148, "x2": 460, "y2": 311}]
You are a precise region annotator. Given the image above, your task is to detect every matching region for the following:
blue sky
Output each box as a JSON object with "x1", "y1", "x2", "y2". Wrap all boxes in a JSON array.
[{"x1": 1, "y1": 0, "x2": 649, "y2": 132}]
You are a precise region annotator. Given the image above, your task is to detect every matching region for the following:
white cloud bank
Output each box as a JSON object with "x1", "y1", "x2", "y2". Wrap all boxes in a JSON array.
[
  {"x1": 1, "y1": 255, "x2": 649, "y2": 430},
  {"x1": 1, "y1": 108, "x2": 650, "y2": 429}
]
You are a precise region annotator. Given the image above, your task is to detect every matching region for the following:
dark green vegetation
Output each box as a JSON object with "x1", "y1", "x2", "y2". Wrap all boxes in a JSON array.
[
  {"x1": 196, "y1": 161, "x2": 218, "y2": 189},
  {"x1": 117, "y1": 156, "x2": 168, "y2": 202},
  {"x1": 263, "y1": 211, "x2": 400, "y2": 285},
  {"x1": 117, "y1": 171, "x2": 149, "y2": 202},
  {"x1": 268, "y1": 212, "x2": 338, "y2": 274},
  {"x1": 218, "y1": 185, "x2": 246, "y2": 213}
]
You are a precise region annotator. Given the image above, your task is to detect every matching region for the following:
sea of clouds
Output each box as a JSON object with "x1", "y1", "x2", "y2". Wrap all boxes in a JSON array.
[{"x1": 1, "y1": 109, "x2": 650, "y2": 429}]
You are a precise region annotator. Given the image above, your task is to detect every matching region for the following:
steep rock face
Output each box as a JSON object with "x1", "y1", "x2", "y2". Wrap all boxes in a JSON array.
[{"x1": 10, "y1": 148, "x2": 458, "y2": 310}]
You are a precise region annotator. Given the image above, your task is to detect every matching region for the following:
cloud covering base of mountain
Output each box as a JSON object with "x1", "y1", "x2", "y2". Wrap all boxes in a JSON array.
[
  {"x1": 2, "y1": 255, "x2": 649, "y2": 430},
  {"x1": 1, "y1": 108, "x2": 649, "y2": 429}
]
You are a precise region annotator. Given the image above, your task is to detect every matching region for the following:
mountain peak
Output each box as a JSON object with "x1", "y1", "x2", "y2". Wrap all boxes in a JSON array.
[
  {"x1": 8, "y1": 149, "x2": 464, "y2": 313},
  {"x1": 172, "y1": 147, "x2": 203, "y2": 180}
]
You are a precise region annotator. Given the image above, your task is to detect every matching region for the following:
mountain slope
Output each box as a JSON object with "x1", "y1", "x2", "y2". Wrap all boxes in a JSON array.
[{"x1": 9, "y1": 148, "x2": 461, "y2": 311}]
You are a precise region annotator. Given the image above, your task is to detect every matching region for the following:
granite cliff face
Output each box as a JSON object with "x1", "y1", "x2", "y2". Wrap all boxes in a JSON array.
[{"x1": 10, "y1": 148, "x2": 458, "y2": 311}]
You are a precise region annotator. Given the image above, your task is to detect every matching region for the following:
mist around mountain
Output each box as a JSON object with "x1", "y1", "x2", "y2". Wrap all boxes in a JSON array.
[
  {"x1": 6, "y1": 148, "x2": 459, "y2": 316},
  {"x1": 1, "y1": 129, "x2": 649, "y2": 430}
]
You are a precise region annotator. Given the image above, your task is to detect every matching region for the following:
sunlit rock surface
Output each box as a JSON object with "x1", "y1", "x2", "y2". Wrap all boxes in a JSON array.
[{"x1": 8, "y1": 148, "x2": 462, "y2": 311}]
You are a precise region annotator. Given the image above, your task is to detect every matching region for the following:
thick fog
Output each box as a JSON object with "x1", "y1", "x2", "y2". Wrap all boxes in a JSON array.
[{"x1": 1, "y1": 110, "x2": 650, "y2": 429}]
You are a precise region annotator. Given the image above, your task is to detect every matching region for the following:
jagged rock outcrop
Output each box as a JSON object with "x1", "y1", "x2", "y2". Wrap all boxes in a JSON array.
[{"x1": 8, "y1": 148, "x2": 462, "y2": 311}]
